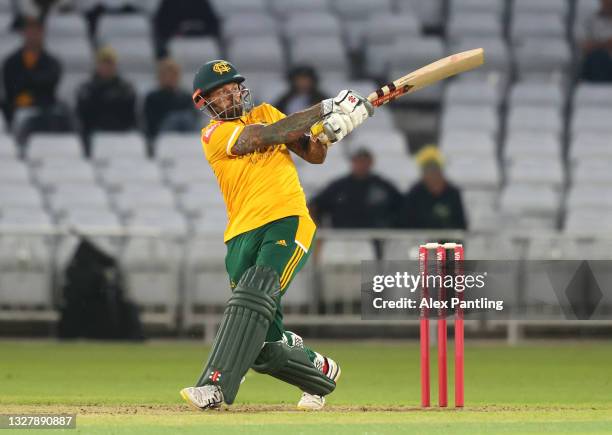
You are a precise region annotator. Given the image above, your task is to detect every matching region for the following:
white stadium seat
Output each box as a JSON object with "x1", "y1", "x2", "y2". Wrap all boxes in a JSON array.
[
  {"x1": 514, "y1": 38, "x2": 572, "y2": 81},
  {"x1": 27, "y1": 134, "x2": 83, "y2": 161},
  {"x1": 228, "y1": 36, "x2": 285, "y2": 73},
  {"x1": 448, "y1": 12, "x2": 502, "y2": 39},
  {"x1": 574, "y1": 83, "x2": 612, "y2": 108},
  {"x1": 504, "y1": 132, "x2": 561, "y2": 161},
  {"x1": 269, "y1": 0, "x2": 329, "y2": 17},
  {"x1": 507, "y1": 106, "x2": 563, "y2": 137},
  {"x1": 511, "y1": 13, "x2": 566, "y2": 43},
  {"x1": 170, "y1": 38, "x2": 221, "y2": 74},
  {"x1": 506, "y1": 159, "x2": 564, "y2": 188},
  {"x1": 291, "y1": 36, "x2": 349, "y2": 78},
  {"x1": 92, "y1": 133, "x2": 147, "y2": 161},
  {"x1": 509, "y1": 82, "x2": 565, "y2": 107}
]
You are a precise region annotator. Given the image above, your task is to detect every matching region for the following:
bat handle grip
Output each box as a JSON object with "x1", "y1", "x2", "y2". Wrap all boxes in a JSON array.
[{"x1": 310, "y1": 122, "x2": 329, "y2": 144}]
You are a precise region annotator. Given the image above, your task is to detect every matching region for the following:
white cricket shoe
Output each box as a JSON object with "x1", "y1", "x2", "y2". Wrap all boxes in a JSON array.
[
  {"x1": 297, "y1": 355, "x2": 341, "y2": 410},
  {"x1": 180, "y1": 385, "x2": 223, "y2": 410}
]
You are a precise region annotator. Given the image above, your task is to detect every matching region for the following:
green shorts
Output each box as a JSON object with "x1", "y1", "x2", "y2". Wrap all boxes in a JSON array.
[{"x1": 225, "y1": 215, "x2": 316, "y2": 342}]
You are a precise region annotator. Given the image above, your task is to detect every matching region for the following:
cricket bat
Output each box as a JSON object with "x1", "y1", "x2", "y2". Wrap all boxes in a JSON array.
[{"x1": 311, "y1": 48, "x2": 485, "y2": 139}]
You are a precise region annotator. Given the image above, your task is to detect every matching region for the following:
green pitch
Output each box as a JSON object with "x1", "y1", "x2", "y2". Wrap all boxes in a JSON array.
[{"x1": 1, "y1": 340, "x2": 611, "y2": 434}]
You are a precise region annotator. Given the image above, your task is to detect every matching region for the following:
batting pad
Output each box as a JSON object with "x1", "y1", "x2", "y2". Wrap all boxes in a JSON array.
[
  {"x1": 252, "y1": 341, "x2": 336, "y2": 396},
  {"x1": 196, "y1": 265, "x2": 279, "y2": 404}
]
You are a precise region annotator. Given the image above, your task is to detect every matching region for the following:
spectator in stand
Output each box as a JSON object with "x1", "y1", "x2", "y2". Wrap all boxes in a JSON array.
[
  {"x1": 1, "y1": 16, "x2": 73, "y2": 147},
  {"x1": 144, "y1": 58, "x2": 197, "y2": 145},
  {"x1": 275, "y1": 65, "x2": 328, "y2": 115},
  {"x1": 76, "y1": 46, "x2": 136, "y2": 155},
  {"x1": 397, "y1": 146, "x2": 467, "y2": 230},
  {"x1": 153, "y1": 0, "x2": 220, "y2": 58},
  {"x1": 579, "y1": 0, "x2": 612, "y2": 82},
  {"x1": 310, "y1": 148, "x2": 402, "y2": 229}
]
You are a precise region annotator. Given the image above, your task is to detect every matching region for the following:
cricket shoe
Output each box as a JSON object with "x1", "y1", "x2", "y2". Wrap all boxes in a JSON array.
[
  {"x1": 180, "y1": 385, "x2": 223, "y2": 410},
  {"x1": 297, "y1": 355, "x2": 341, "y2": 410}
]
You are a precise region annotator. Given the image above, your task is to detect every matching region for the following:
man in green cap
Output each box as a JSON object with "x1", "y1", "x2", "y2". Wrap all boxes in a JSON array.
[{"x1": 180, "y1": 59, "x2": 373, "y2": 410}]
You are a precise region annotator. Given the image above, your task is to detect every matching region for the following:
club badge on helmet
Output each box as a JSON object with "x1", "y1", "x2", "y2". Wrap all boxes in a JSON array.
[{"x1": 192, "y1": 60, "x2": 253, "y2": 120}]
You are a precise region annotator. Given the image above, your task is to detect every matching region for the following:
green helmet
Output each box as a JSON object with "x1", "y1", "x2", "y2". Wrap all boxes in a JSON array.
[
  {"x1": 192, "y1": 59, "x2": 245, "y2": 95},
  {"x1": 192, "y1": 60, "x2": 252, "y2": 120}
]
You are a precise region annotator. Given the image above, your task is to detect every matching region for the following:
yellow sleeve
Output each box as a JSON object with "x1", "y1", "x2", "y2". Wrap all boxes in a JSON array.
[
  {"x1": 201, "y1": 121, "x2": 245, "y2": 161},
  {"x1": 259, "y1": 103, "x2": 286, "y2": 122}
]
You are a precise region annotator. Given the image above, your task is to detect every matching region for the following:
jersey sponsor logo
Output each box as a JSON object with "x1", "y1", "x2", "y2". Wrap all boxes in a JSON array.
[
  {"x1": 212, "y1": 61, "x2": 231, "y2": 74},
  {"x1": 275, "y1": 239, "x2": 287, "y2": 247},
  {"x1": 202, "y1": 122, "x2": 222, "y2": 143}
]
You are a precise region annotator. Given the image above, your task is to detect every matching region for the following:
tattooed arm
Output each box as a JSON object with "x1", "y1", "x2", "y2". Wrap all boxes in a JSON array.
[
  {"x1": 230, "y1": 103, "x2": 322, "y2": 156},
  {"x1": 286, "y1": 134, "x2": 328, "y2": 164}
]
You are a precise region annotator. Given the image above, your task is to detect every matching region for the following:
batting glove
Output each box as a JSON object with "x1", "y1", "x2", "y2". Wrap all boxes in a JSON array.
[
  {"x1": 321, "y1": 112, "x2": 354, "y2": 144},
  {"x1": 321, "y1": 89, "x2": 374, "y2": 129}
]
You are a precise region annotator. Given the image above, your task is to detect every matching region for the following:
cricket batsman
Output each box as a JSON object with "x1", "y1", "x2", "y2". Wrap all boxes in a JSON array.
[{"x1": 179, "y1": 60, "x2": 373, "y2": 410}]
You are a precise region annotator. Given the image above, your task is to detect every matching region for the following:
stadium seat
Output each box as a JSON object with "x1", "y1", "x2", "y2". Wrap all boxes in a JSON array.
[
  {"x1": 192, "y1": 207, "x2": 228, "y2": 235},
  {"x1": 0, "y1": 158, "x2": 31, "y2": 184},
  {"x1": 155, "y1": 133, "x2": 204, "y2": 164},
  {"x1": 441, "y1": 105, "x2": 500, "y2": 136},
  {"x1": 48, "y1": 183, "x2": 110, "y2": 214},
  {"x1": 127, "y1": 209, "x2": 189, "y2": 236},
  {"x1": 269, "y1": 0, "x2": 329, "y2": 17},
  {"x1": 513, "y1": 0, "x2": 569, "y2": 17},
  {"x1": 445, "y1": 156, "x2": 501, "y2": 190},
  {"x1": 447, "y1": 12, "x2": 502, "y2": 39},
  {"x1": 440, "y1": 130, "x2": 497, "y2": 160},
  {"x1": 574, "y1": 83, "x2": 612, "y2": 107},
  {"x1": 62, "y1": 207, "x2": 123, "y2": 232},
  {"x1": 283, "y1": 13, "x2": 342, "y2": 42},
  {"x1": 45, "y1": 13, "x2": 88, "y2": 39},
  {"x1": 26, "y1": 134, "x2": 83, "y2": 161},
  {"x1": 0, "y1": 235, "x2": 53, "y2": 306},
  {"x1": 221, "y1": 14, "x2": 278, "y2": 41},
  {"x1": 184, "y1": 237, "x2": 231, "y2": 310},
  {"x1": 444, "y1": 80, "x2": 502, "y2": 108},
  {"x1": 290, "y1": 36, "x2": 349, "y2": 78},
  {"x1": 364, "y1": 12, "x2": 421, "y2": 46},
  {"x1": 566, "y1": 185, "x2": 612, "y2": 210},
  {"x1": 572, "y1": 158, "x2": 612, "y2": 184},
  {"x1": 0, "y1": 206, "x2": 54, "y2": 230},
  {"x1": 46, "y1": 38, "x2": 93, "y2": 73},
  {"x1": 507, "y1": 106, "x2": 563, "y2": 137},
  {"x1": 34, "y1": 159, "x2": 98, "y2": 186},
  {"x1": 573, "y1": 0, "x2": 600, "y2": 41},
  {"x1": 397, "y1": 0, "x2": 445, "y2": 29},
  {"x1": 163, "y1": 160, "x2": 216, "y2": 190},
  {"x1": 509, "y1": 82, "x2": 565, "y2": 108},
  {"x1": 442, "y1": 132, "x2": 497, "y2": 162},
  {"x1": 571, "y1": 107, "x2": 612, "y2": 136},
  {"x1": 177, "y1": 183, "x2": 225, "y2": 218},
  {"x1": 112, "y1": 183, "x2": 176, "y2": 216},
  {"x1": 210, "y1": 0, "x2": 268, "y2": 17},
  {"x1": 108, "y1": 39, "x2": 155, "y2": 73},
  {"x1": 170, "y1": 37, "x2": 221, "y2": 74},
  {"x1": 91, "y1": 133, "x2": 147, "y2": 162},
  {"x1": 503, "y1": 132, "x2": 562, "y2": 162},
  {"x1": 506, "y1": 159, "x2": 565, "y2": 188},
  {"x1": 514, "y1": 38, "x2": 572, "y2": 82},
  {"x1": 58, "y1": 72, "x2": 90, "y2": 107},
  {"x1": 346, "y1": 130, "x2": 408, "y2": 155},
  {"x1": 0, "y1": 185, "x2": 43, "y2": 208},
  {"x1": 332, "y1": 0, "x2": 392, "y2": 20},
  {"x1": 319, "y1": 239, "x2": 376, "y2": 309},
  {"x1": 569, "y1": 132, "x2": 612, "y2": 161},
  {"x1": 448, "y1": 0, "x2": 505, "y2": 17},
  {"x1": 500, "y1": 184, "x2": 560, "y2": 217},
  {"x1": 511, "y1": 14, "x2": 566, "y2": 43},
  {"x1": 99, "y1": 159, "x2": 163, "y2": 190},
  {"x1": 121, "y1": 237, "x2": 181, "y2": 326},
  {"x1": 97, "y1": 14, "x2": 151, "y2": 41},
  {"x1": 228, "y1": 36, "x2": 285, "y2": 73},
  {"x1": 565, "y1": 209, "x2": 612, "y2": 234}
]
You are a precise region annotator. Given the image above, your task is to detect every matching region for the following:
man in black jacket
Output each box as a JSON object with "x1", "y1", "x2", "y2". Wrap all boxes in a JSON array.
[
  {"x1": 310, "y1": 148, "x2": 402, "y2": 229},
  {"x1": 144, "y1": 58, "x2": 197, "y2": 145},
  {"x1": 275, "y1": 65, "x2": 328, "y2": 116},
  {"x1": 76, "y1": 46, "x2": 136, "y2": 155},
  {"x1": 397, "y1": 146, "x2": 467, "y2": 230},
  {"x1": 2, "y1": 16, "x2": 72, "y2": 147}
]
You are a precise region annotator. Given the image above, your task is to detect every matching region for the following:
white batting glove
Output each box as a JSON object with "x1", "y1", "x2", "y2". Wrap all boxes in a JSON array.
[
  {"x1": 321, "y1": 89, "x2": 374, "y2": 128},
  {"x1": 321, "y1": 112, "x2": 354, "y2": 144}
]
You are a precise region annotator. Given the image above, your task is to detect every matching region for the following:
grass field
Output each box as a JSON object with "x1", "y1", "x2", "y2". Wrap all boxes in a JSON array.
[{"x1": 1, "y1": 340, "x2": 611, "y2": 434}]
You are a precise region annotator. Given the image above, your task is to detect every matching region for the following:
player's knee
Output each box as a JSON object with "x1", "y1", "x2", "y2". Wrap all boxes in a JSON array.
[
  {"x1": 228, "y1": 266, "x2": 280, "y2": 322},
  {"x1": 252, "y1": 342, "x2": 288, "y2": 374}
]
